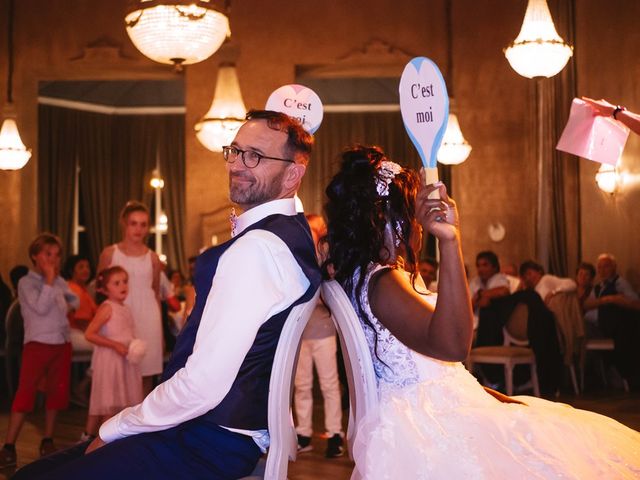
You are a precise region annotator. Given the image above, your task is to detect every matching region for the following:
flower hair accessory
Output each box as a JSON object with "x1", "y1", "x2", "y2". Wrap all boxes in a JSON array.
[{"x1": 375, "y1": 160, "x2": 402, "y2": 197}]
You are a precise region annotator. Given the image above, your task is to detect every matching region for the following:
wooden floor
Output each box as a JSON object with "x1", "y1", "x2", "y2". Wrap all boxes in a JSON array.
[{"x1": 1, "y1": 386, "x2": 639, "y2": 479}]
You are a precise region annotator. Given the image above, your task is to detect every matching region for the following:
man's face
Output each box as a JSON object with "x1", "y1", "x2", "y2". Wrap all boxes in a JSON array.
[
  {"x1": 226, "y1": 120, "x2": 292, "y2": 210},
  {"x1": 419, "y1": 262, "x2": 437, "y2": 285},
  {"x1": 476, "y1": 258, "x2": 497, "y2": 282},
  {"x1": 521, "y1": 269, "x2": 541, "y2": 289},
  {"x1": 597, "y1": 257, "x2": 616, "y2": 281},
  {"x1": 576, "y1": 268, "x2": 594, "y2": 288}
]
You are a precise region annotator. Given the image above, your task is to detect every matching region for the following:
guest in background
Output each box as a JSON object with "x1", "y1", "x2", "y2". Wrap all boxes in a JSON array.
[
  {"x1": 82, "y1": 266, "x2": 143, "y2": 442},
  {"x1": 63, "y1": 255, "x2": 97, "y2": 354},
  {"x1": 582, "y1": 97, "x2": 640, "y2": 136},
  {"x1": 294, "y1": 214, "x2": 344, "y2": 458},
  {"x1": 519, "y1": 260, "x2": 577, "y2": 304},
  {"x1": 584, "y1": 253, "x2": 640, "y2": 389},
  {"x1": 418, "y1": 257, "x2": 439, "y2": 292},
  {"x1": 98, "y1": 201, "x2": 162, "y2": 396},
  {"x1": 63, "y1": 255, "x2": 98, "y2": 407},
  {"x1": 0, "y1": 233, "x2": 79, "y2": 468},
  {"x1": 576, "y1": 262, "x2": 596, "y2": 313},
  {"x1": 469, "y1": 251, "x2": 510, "y2": 335}
]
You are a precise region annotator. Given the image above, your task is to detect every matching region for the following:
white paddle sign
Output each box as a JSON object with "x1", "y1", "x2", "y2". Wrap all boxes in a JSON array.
[
  {"x1": 399, "y1": 57, "x2": 449, "y2": 187},
  {"x1": 265, "y1": 84, "x2": 323, "y2": 134}
]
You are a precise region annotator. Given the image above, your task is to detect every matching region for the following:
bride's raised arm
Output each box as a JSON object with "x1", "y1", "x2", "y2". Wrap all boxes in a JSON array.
[{"x1": 369, "y1": 181, "x2": 473, "y2": 362}]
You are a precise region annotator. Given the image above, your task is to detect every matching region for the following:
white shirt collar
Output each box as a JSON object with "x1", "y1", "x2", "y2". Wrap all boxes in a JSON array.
[{"x1": 234, "y1": 198, "x2": 298, "y2": 237}]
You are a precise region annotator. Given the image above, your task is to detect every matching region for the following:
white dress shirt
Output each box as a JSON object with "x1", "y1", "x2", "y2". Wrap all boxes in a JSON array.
[
  {"x1": 100, "y1": 198, "x2": 310, "y2": 448},
  {"x1": 534, "y1": 274, "x2": 576, "y2": 301}
]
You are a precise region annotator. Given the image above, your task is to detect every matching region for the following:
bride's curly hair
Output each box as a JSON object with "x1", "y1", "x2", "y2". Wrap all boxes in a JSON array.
[{"x1": 323, "y1": 145, "x2": 421, "y2": 356}]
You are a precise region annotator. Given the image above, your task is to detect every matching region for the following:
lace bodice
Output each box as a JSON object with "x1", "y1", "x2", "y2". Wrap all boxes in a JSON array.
[{"x1": 350, "y1": 263, "x2": 438, "y2": 391}]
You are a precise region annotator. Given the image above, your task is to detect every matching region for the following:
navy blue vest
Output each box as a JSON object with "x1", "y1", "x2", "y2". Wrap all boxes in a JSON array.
[{"x1": 162, "y1": 213, "x2": 321, "y2": 430}]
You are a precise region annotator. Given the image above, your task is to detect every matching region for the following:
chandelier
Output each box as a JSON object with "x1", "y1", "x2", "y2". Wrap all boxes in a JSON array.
[
  {"x1": 437, "y1": 0, "x2": 471, "y2": 166},
  {"x1": 125, "y1": 0, "x2": 230, "y2": 70},
  {"x1": 437, "y1": 113, "x2": 472, "y2": 165},
  {"x1": 0, "y1": 0, "x2": 31, "y2": 170},
  {"x1": 504, "y1": 0, "x2": 573, "y2": 79},
  {"x1": 195, "y1": 63, "x2": 246, "y2": 152}
]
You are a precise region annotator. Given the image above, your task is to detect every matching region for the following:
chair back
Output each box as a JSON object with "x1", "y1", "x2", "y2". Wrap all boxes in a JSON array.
[
  {"x1": 503, "y1": 303, "x2": 528, "y2": 345},
  {"x1": 4, "y1": 299, "x2": 23, "y2": 398},
  {"x1": 321, "y1": 280, "x2": 378, "y2": 479},
  {"x1": 263, "y1": 288, "x2": 320, "y2": 480}
]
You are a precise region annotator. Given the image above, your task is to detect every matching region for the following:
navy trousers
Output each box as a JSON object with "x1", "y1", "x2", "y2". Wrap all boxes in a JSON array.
[{"x1": 13, "y1": 420, "x2": 262, "y2": 480}]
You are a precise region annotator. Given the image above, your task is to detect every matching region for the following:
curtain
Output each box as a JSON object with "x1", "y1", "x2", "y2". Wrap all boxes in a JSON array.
[
  {"x1": 536, "y1": 0, "x2": 580, "y2": 277},
  {"x1": 39, "y1": 105, "x2": 186, "y2": 271},
  {"x1": 38, "y1": 105, "x2": 80, "y2": 257},
  {"x1": 300, "y1": 111, "x2": 451, "y2": 258}
]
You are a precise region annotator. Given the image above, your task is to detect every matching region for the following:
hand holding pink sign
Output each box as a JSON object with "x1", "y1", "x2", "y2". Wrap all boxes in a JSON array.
[
  {"x1": 265, "y1": 84, "x2": 323, "y2": 134},
  {"x1": 399, "y1": 57, "x2": 449, "y2": 189}
]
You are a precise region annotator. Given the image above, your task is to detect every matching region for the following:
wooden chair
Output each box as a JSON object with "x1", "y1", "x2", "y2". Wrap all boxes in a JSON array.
[
  {"x1": 240, "y1": 288, "x2": 320, "y2": 480},
  {"x1": 4, "y1": 299, "x2": 23, "y2": 399},
  {"x1": 321, "y1": 280, "x2": 378, "y2": 480},
  {"x1": 466, "y1": 303, "x2": 541, "y2": 397},
  {"x1": 580, "y1": 337, "x2": 629, "y2": 393}
]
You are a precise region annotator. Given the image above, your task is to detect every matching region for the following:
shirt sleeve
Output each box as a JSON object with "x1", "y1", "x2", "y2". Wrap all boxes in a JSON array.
[
  {"x1": 99, "y1": 230, "x2": 309, "y2": 442},
  {"x1": 18, "y1": 276, "x2": 57, "y2": 316},
  {"x1": 487, "y1": 273, "x2": 510, "y2": 289},
  {"x1": 616, "y1": 277, "x2": 639, "y2": 300}
]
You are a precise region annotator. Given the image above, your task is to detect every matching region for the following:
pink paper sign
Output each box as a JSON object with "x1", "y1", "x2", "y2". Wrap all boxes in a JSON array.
[
  {"x1": 399, "y1": 57, "x2": 449, "y2": 168},
  {"x1": 556, "y1": 98, "x2": 630, "y2": 166},
  {"x1": 265, "y1": 84, "x2": 323, "y2": 134}
]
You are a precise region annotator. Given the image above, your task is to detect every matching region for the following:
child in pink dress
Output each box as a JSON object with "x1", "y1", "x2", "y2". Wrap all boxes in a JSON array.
[{"x1": 83, "y1": 266, "x2": 144, "y2": 438}]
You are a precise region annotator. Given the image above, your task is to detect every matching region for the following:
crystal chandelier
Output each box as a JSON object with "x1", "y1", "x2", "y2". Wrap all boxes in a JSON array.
[
  {"x1": 504, "y1": 0, "x2": 573, "y2": 79},
  {"x1": 195, "y1": 63, "x2": 246, "y2": 152},
  {"x1": 125, "y1": 0, "x2": 230, "y2": 70},
  {"x1": 437, "y1": 113, "x2": 472, "y2": 165},
  {"x1": 0, "y1": 0, "x2": 31, "y2": 170}
]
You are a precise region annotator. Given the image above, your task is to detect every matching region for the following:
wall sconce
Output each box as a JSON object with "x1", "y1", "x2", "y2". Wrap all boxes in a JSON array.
[
  {"x1": 125, "y1": 0, "x2": 230, "y2": 71},
  {"x1": 195, "y1": 62, "x2": 246, "y2": 152},
  {"x1": 595, "y1": 163, "x2": 619, "y2": 195},
  {"x1": 504, "y1": 0, "x2": 573, "y2": 79}
]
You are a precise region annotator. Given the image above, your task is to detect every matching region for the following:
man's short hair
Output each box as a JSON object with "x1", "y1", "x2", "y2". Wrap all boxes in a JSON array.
[
  {"x1": 576, "y1": 262, "x2": 596, "y2": 278},
  {"x1": 28, "y1": 232, "x2": 62, "y2": 264},
  {"x1": 245, "y1": 109, "x2": 314, "y2": 165},
  {"x1": 476, "y1": 251, "x2": 500, "y2": 271},
  {"x1": 519, "y1": 260, "x2": 544, "y2": 277},
  {"x1": 597, "y1": 253, "x2": 617, "y2": 265}
]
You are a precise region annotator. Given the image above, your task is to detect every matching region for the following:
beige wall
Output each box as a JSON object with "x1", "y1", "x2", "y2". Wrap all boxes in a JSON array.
[{"x1": 0, "y1": 0, "x2": 638, "y2": 290}]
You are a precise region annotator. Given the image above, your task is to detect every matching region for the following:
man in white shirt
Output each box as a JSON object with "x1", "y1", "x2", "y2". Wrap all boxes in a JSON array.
[
  {"x1": 16, "y1": 110, "x2": 322, "y2": 480},
  {"x1": 469, "y1": 251, "x2": 510, "y2": 334},
  {"x1": 584, "y1": 253, "x2": 640, "y2": 388},
  {"x1": 519, "y1": 260, "x2": 577, "y2": 304}
]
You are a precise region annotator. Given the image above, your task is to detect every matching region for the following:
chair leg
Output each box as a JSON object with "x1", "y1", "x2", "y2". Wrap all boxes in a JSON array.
[
  {"x1": 505, "y1": 364, "x2": 514, "y2": 396},
  {"x1": 530, "y1": 363, "x2": 541, "y2": 397},
  {"x1": 569, "y1": 365, "x2": 579, "y2": 395}
]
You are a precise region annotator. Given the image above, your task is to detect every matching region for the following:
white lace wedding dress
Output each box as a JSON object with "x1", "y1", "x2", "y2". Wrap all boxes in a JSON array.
[{"x1": 349, "y1": 264, "x2": 640, "y2": 480}]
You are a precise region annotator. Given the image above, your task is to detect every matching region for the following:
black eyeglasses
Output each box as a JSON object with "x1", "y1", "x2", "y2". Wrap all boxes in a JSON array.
[{"x1": 222, "y1": 145, "x2": 294, "y2": 169}]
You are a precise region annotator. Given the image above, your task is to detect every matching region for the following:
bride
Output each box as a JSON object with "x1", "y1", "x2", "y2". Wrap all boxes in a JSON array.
[{"x1": 323, "y1": 145, "x2": 640, "y2": 479}]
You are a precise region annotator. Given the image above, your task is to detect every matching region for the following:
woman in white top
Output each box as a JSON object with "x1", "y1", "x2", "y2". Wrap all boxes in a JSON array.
[
  {"x1": 98, "y1": 201, "x2": 162, "y2": 395},
  {"x1": 323, "y1": 145, "x2": 640, "y2": 479}
]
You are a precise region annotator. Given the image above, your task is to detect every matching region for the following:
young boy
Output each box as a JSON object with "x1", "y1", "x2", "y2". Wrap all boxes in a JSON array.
[{"x1": 0, "y1": 233, "x2": 79, "y2": 468}]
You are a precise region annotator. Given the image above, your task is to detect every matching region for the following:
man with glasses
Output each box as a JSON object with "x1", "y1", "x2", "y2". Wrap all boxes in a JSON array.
[{"x1": 16, "y1": 110, "x2": 322, "y2": 479}]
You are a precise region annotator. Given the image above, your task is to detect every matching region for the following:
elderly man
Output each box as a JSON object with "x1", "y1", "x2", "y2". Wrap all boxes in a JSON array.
[
  {"x1": 584, "y1": 253, "x2": 640, "y2": 389},
  {"x1": 16, "y1": 110, "x2": 322, "y2": 479}
]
